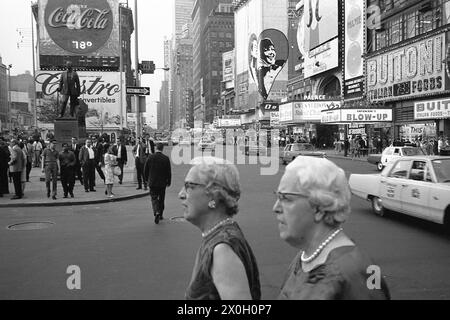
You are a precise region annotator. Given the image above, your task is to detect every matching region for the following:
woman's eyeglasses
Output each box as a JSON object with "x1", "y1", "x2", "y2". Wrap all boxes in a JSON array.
[
  {"x1": 184, "y1": 182, "x2": 206, "y2": 192},
  {"x1": 274, "y1": 191, "x2": 308, "y2": 202}
]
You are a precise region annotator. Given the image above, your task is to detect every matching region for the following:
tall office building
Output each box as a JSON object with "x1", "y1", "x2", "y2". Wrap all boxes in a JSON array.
[
  {"x1": 158, "y1": 38, "x2": 171, "y2": 131},
  {"x1": 174, "y1": 0, "x2": 195, "y2": 39},
  {"x1": 169, "y1": 0, "x2": 195, "y2": 129},
  {"x1": 192, "y1": 0, "x2": 234, "y2": 125}
]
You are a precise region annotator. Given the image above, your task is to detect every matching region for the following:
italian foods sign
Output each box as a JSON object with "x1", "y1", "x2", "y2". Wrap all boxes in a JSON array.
[{"x1": 367, "y1": 33, "x2": 446, "y2": 102}]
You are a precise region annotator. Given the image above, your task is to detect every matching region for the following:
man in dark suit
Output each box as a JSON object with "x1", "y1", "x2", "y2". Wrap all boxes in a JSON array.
[
  {"x1": 70, "y1": 137, "x2": 83, "y2": 185},
  {"x1": 8, "y1": 139, "x2": 25, "y2": 200},
  {"x1": 113, "y1": 139, "x2": 127, "y2": 185},
  {"x1": 144, "y1": 143, "x2": 171, "y2": 224},
  {"x1": 57, "y1": 61, "x2": 81, "y2": 118},
  {"x1": 133, "y1": 137, "x2": 148, "y2": 190},
  {"x1": 79, "y1": 139, "x2": 97, "y2": 192},
  {"x1": 92, "y1": 136, "x2": 105, "y2": 184}
]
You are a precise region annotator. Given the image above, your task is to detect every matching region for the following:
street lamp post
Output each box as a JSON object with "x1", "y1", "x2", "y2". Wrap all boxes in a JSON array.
[{"x1": 7, "y1": 64, "x2": 12, "y2": 132}]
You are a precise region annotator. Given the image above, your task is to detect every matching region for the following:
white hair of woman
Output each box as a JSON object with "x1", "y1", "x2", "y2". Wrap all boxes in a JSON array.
[{"x1": 285, "y1": 156, "x2": 351, "y2": 227}]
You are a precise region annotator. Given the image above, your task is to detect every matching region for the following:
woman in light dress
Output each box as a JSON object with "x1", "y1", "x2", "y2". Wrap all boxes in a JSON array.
[{"x1": 104, "y1": 146, "x2": 118, "y2": 198}]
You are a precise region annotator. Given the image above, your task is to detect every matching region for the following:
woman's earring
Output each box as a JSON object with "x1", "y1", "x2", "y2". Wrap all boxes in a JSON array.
[
  {"x1": 314, "y1": 208, "x2": 324, "y2": 222},
  {"x1": 208, "y1": 200, "x2": 216, "y2": 209}
]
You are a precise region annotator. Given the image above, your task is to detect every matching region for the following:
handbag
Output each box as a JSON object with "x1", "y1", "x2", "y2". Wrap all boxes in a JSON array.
[{"x1": 113, "y1": 166, "x2": 122, "y2": 176}]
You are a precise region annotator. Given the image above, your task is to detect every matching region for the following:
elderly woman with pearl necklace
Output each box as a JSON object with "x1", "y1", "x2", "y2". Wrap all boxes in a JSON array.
[
  {"x1": 179, "y1": 157, "x2": 261, "y2": 300},
  {"x1": 274, "y1": 156, "x2": 390, "y2": 300}
]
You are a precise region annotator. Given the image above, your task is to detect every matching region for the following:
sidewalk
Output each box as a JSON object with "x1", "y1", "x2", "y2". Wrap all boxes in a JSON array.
[
  {"x1": 322, "y1": 148, "x2": 371, "y2": 162},
  {"x1": 0, "y1": 165, "x2": 149, "y2": 209}
]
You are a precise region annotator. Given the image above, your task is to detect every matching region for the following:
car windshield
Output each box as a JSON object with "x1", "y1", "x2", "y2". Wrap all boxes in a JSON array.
[
  {"x1": 403, "y1": 148, "x2": 425, "y2": 156},
  {"x1": 432, "y1": 159, "x2": 450, "y2": 183},
  {"x1": 292, "y1": 144, "x2": 313, "y2": 151}
]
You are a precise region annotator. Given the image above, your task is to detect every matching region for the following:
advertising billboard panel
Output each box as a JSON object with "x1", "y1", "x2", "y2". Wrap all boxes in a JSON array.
[
  {"x1": 293, "y1": 101, "x2": 340, "y2": 122},
  {"x1": 35, "y1": 70, "x2": 123, "y2": 129},
  {"x1": 300, "y1": 0, "x2": 338, "y2": 79},
  {"x1": 341, "y1": 109, "x2": 393, "y2": 122},
  {"x1": 367, "y1": 33, "x2": 447, "y2": 102},
  {"x1": 222, "y1": 50, "x2": 234, "y2": 83},
  {"x1": 279, "y1": 102, "x2": 293, "y2": 123},
  {"x1": 234, "y1": 0, "x2": 288, "y2": 108},
  {"x1": 344, "y1": 0, "x2": 365, "y2": 100},
  {"x1": 38, "y1": 0, "x2": 120, "y2": 60},
  {"x1": 304, "y1": 38, "x2": 339, "y2": 78},
  {"x1": 415, "y1": 98, "x2": 450, "y2": 120},
  {"x1": 303, "y1": 0, "x2": 338, "y2": 51}
]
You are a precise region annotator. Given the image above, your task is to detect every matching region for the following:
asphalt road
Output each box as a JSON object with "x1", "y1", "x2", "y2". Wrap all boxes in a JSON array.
[{"x1": 1, "y1": 148, "x2": 450, "y2": 300}]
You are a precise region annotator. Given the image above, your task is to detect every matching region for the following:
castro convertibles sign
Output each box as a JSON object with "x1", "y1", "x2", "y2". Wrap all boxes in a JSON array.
[
  {"x1": 367, "y1": 33, "x2": 447, "y2": 102},
  {"x1": 35, "y1": 70, "x2": 123, "y2": 129},
  {"x1": 415, "y1": 98, "x2": 450, "y2": 120},
  {"x1": 39, "y1": 0, "x2": 119, "y2": 56}
]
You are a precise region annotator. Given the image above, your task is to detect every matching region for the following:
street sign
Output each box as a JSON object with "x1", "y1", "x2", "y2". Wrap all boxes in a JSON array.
[
  {"x1": 139, "y1": 60, "x2": 155, "y2": 74},
  {"x1": 126, "y1": 86, "x2": 150, "y2": 96}
]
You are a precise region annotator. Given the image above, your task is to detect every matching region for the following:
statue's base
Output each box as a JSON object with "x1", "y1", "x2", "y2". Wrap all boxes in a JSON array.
[{"x1": 54, "y1": 118, "x2": 86, "y2": 147}]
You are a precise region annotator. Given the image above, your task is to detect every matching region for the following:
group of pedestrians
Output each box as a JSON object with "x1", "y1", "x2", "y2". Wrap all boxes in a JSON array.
[
  {"x1": 177, "y1": 156, "x2": 391, "y2": 300},
  {"x1": 0, "y1": 137, "x2": 35, "y2": 200},
  {"x1": 0, "y1": 134, "x2": 133, "y2": 200}
]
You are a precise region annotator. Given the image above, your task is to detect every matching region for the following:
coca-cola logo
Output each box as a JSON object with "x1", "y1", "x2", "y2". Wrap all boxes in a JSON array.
[{"x1": 44, "y1": 0, "x2": 114, "y2": 54}]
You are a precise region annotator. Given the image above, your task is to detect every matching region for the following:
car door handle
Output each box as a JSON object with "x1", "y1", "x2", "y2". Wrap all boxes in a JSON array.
[
  {"x1": 402, "y1": 184, "x2": 408, "y2": 187},
  {"x1": 380, "y1": 180, "x2": 386, "y2": 184},
  {"x1": 433, "y1": 196, "x2": 439, "y2": 200}
]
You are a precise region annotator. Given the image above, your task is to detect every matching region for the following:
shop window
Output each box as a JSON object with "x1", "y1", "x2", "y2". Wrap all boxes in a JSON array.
[
  {"x1": 419, "y1": 9, "x2": 434, "y2": 33},
  {"x1": 405, "y1": 11, "x2": 418, "y2": 39},
  {"x1": 390, "y1": 16, "x2": 403, "y2": 45}
]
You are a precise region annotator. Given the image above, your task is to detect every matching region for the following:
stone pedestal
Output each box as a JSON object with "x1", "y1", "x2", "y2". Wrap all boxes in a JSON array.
[{"x1": 54, "y1": 118, "x2": 86, "y2": 147}]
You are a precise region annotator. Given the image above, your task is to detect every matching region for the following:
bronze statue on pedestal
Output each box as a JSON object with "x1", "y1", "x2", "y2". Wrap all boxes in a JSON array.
[{"x1": 57, "y1": 61, "x2": 81, "y2": 118}]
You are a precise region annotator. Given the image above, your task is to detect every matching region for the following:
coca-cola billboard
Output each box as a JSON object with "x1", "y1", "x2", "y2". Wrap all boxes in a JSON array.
[
  {"x1": 36, "y1": 71, "x2": 125, "y2": 130},
  {"x1": 39, "y1": 0, "x2": 119, "y2": 57}
]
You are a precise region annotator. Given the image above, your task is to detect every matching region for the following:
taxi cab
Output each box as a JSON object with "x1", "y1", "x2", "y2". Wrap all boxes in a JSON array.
[
  {"x1": 378, "y1": 146, "x2": 425, "y2": 171},
  {"x1": 349, "y1": 156, "x2": 450, "y2": 228}
]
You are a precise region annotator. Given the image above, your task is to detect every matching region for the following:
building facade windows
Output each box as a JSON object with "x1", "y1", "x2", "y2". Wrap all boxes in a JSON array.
[{"x1": 369, "y1": 0, "x2": 448, "y2": 53}]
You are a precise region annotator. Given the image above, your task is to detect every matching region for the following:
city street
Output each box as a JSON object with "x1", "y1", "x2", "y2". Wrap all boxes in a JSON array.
[{"x1": 1, "y1": 152, "x2": 450, "y2": 300}]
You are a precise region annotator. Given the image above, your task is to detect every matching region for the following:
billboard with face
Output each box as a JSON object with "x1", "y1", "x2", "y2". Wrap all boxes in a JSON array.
[
  {"x1": 235, "y1": 0, "x2": 288, "y2": 108},
  {"x1": 36, "y1": 70, "x2": 124, "y2": 129},
  {"x1": 255, "y1": 30, "x2": 289, "y2": 101},
  {"x1": 39, "y1": 0, "x2": 120, "y2": 57}
]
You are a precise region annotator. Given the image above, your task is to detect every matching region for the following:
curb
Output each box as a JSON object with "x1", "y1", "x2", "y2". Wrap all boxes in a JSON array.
[
  {"x1": 0, "y1": 191, "x2": 150, "y2": 209},
  {"x1": 325, "y1": 154, "x2": 368, "y2": 162}
]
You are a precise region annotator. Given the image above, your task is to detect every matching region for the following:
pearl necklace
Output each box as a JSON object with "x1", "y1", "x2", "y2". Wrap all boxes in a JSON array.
[
  {"x1": 301, "y1": 228, "x2": 343, "y2": 263},
  {"x1": 202, "y1": 218, "x2": 234, "y2": 238}
]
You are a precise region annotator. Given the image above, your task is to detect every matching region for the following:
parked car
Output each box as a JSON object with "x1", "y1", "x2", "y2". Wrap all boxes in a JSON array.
[
  {"x1": 367, "y1": 154, "x2": 383, "y2": 171},
  {"x1": 349, "y1": 156, "x2": 450, "y2": 228},
  {"x1": 198, "y1": 139, "x2": 216, "y2": 152},
  {"x1": 280, "y1": 143, "x2": 327, "y2": 165},
  {"x1": 376, "y1": 145, "x2": 425, "y2": 171},
  {"x1": 155, "y1": 138, "x2": 169, "y2": 146},
  {"x1": 244, "y1": 143, "x2": 267, "y2": 156},
  {"x1": 178, "y1": 139, "x2": 192, "y2": 146}
]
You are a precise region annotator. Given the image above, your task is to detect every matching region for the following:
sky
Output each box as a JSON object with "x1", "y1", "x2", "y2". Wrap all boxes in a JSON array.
[{"x1": 0, "y1": 0, "x2": 174, "y2": 128}]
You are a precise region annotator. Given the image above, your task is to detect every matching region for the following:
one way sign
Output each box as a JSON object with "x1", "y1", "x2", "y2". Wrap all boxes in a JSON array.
[{"x1": 126, "y1": 86, "x2": 150, "y2": 96}]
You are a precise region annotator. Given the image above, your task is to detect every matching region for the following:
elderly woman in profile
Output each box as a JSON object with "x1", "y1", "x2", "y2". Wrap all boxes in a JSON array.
[
  {"x1": 179, "y1": 157, "x2": 261, "y2": 300},
  {"x1": 274, "y1": 157, "x2": 390, "y2": 300}
]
